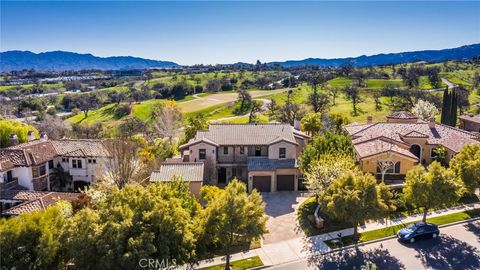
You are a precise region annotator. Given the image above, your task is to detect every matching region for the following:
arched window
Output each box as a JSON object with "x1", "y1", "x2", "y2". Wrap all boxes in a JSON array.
[{"x1": 394, "y1": 162, "x2": 401, "y2": 174}]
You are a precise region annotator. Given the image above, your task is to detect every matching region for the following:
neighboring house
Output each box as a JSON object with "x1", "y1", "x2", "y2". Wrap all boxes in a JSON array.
[
  {"x1": 150, "y1": 162, "x2": 204, "y2": 197},
  {"x1": 179, "y1": 124, "x2": 309, "y2": 192},
  {"x1": 459, "y1": 114, "x2": 480, "y2": 133},
  {"x1": 0, "y1": 189, "x2": 79, "y2": 217},
  {"x1": 0, "y1": 133, "x2": 110, "y2": 192},
  {"x1": 345, "y1": 112, "x2": 480, "y2": 181}
]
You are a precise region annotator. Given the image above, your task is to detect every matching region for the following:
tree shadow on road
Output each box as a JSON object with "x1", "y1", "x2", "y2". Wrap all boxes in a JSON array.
[
  {"x1": 413, "y1": 236, "x2": 480, "y2": 270},
  {"x1": 306, "y1": 246, "x2": 405, "y2": 270},
  {"x1": 464, "y1": 221, "x2": 480, "y2": 243}
]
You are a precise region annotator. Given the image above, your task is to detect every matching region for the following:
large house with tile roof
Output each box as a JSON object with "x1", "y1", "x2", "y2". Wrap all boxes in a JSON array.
[
  {"x1": 345, "y1": 112, "x2": 480, "y2": 181},
  {"x1": 0, "y1": 135, "x2": 110, "y2": 192},
  {"x1": 178, "y1": 124, "x2": 309, "y2": 192}
]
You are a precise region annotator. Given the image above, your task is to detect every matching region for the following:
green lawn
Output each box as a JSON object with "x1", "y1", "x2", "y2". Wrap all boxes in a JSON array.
[
  {"x1": 198, "y1": 256, "x2": 263, "y2": 270},
  {"x1": 364, "y1": 79, "x2": 403, "y2": 89},
  {"x1": 327, "y1": 77, "x2": 352, "y2": 88},
  {"x1": 297, "y1": 197, "x2": 351, "y2": 237},
  {"x1": 325, "y1": 208, "x2": 480, "y2": 249}
]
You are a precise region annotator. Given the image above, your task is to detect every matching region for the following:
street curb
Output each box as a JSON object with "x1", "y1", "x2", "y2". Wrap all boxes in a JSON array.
[
  {"x1": 266, "y1": 216, "x2": 480, "y2": 269},
  {"x1": 321, "y1": 215, "x2": 480, "y2": 256}
]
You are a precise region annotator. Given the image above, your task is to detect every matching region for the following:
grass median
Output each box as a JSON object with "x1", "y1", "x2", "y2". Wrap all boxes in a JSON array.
[
  {"x1": 325, "y1": 208, "x2": 480, "y2": 249},
  {"x1": 198, "y1": 256, "x2": 263, "y2": 270}
]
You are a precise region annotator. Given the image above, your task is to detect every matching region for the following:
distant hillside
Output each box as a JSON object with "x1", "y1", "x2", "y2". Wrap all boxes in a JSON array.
[
  {"x1": 269, "y1": 44, "x2": 480, "y2": 67},
  {"x1": 0, "y1": 51, "x2": 178, "y2": 71}
]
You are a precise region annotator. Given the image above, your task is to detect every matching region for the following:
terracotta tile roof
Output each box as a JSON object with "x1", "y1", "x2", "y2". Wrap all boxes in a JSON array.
[
  {"x1": 0, "y1": 190, "x2": 48, "y2": 201},
  {"x1": 346, "y1": 121, "x2": 480, "y2": 156},
  {"x1": 180, "y1": 124, "x2": 301, "y2": 149},
  {"x1": 1, "y1": 191, "x2": 79, "y2": 216},
  {"x1": 150, "y1": 162, "x2": 204, "y2": 182},
  {"x1": 51, "y1": 139, "x2": 110, "y2": 157},
  {"x1": 354, "y1": 139, "x2": 418, "y2": 160},
  {"x1": 386, "y1": 111, "x2": 418, "y2": 119},
  {"x1": 459, "y1": 114, "x2": 480, "y2": 124},
  {"x1": 0, "y1": 140, "x2": 56, "y2": 170}
]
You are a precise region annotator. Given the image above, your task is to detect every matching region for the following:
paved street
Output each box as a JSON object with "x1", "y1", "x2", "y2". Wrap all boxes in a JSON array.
[{"x1": 271, "y1": 220, "x2": 480, "y2": 270}]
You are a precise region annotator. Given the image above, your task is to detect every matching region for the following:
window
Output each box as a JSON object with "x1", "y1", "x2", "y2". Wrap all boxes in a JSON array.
[
  {"x1": 376, "y1": 161, "x2": 401, "y2": 174},
  {"x1": 62, "y1": 158, "x2": 69, "y2": 163},
  {"x1": 279, "y1": 148, "x2": 286, "y2": 159},
  {"x1": 72, "y1": 159, "x2": 83, "y2": 169},
  {"x1": 48, "y1": 160, "x2": 54, "y2": 169},
  {"x1": 88, "y1": 159, "x2": 97, "y2": 164},
  {"x1": 223, "y1": 147, "x2": 229, "y2": 155},
  {"x1": 199, "y1": 149, "x2": 206, "y2": 160},
  {"x1": 431, "y1": 148, "x2": 438, "y2": 158},
  {"x1": 240, "y1": 146, "x2": 245, "y2": 155},
  {"x1": 39, "y1": 165, "x2": 47, "y2": 176},
  {"x1": 394, "y1": 162, "x2": 401, "y2": 174},
  {"x1": 255, "y1": 146, "x2": 261, "y2": 156},
  {"x1": 4, "y1": 171, "x2": 13, "y2": 183}
]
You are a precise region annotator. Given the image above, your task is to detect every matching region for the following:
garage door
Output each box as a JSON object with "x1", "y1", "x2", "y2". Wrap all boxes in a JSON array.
[
  {"x1": 252, "y1": 176, "x2": 271, "y2": 192},
  {"x1": 277, "y1": 175, "x2": 295, "y2": 191}
]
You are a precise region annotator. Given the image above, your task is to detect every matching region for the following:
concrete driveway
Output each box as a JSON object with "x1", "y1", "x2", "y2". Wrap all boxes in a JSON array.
[{"x1": 261, "y1": 191, "x2": 310, "y2": 244}]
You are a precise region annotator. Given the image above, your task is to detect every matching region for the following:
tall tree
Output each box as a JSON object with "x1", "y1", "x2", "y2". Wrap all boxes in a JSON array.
[
  {"x1": 300, "y1": 112, "x2": 322, "y2": 136},
  {"x1": 299, "y1": 130, "x2": 353, "y2": 172},
  {"x1": 198, "y1": 180, "x2": 268, "y2": 270},
  {"x1": 180, "y1": 114, "x2": 208, "y2": 146},
  {"x1": 449, "y1": 88, "x2": 458, "y2": 126},
  {"x1": 102, "y1": 139, "x2": 150, "y2": 188},
  {"x1": 66, "y1": 181, "x2": 201, "y2": 269},
  {"x1": 449, "y1": 144, "x2": 480, "y2": 194},
  {"x1": 149, "y1": 101, "x2": 184, "y2": 143},
  {"x1": 403, "y1": 162, "x2": 462, "y2": 222},
  {"x1": 304, "y1": 153, "x2": 356, "y2": 198},
  {"x1": 320, "y1": 171, "x2": 395, "y2": 240},
  {"x1": 237, "y1": 90, "x2": 252, "y2": 111},
  {"x1": 441, "y1": 87, "x2": 451, "y2": 125},
  {"x1": 344, "y1": 85, "x2": 362, "y2": 116}
]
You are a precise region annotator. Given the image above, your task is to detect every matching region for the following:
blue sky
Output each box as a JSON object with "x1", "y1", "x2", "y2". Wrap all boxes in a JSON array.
[{"x1": 1, "y1": 1, "x2": 479, "y2": 65}]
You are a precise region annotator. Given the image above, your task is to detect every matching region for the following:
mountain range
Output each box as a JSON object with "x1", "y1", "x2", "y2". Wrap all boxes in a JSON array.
[
  {"x1": 0, "y1": 51, "x2": 178, "y2": 71},
  {"x1": 269, "y1": 44, "x2": 480, "y2": 67},
  {"x1": 1, "y1": 44, "x2": 479, "y2": 71}
]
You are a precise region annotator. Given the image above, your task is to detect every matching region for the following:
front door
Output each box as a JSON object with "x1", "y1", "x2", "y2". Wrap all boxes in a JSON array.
[{"x1": 218, "y1": 167, "x2": 227, "y2": 184}]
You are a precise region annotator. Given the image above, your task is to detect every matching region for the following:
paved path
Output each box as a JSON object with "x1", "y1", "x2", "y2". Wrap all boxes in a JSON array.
[
  {"x1": 442, "y1": 77, "x2": 458, "y2": 89},
  {"x1": 209, "y1": 98, "x2": 272, "y2": 123},
  {"x1": 194, "y1": 202, "x2": 480, "y2": 269}
]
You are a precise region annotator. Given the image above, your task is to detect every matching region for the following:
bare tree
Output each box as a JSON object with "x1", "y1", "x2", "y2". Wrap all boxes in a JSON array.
[
  {"x1": 377, "y1": 143, "x2": 396, "y2": 183},
  {"x1": 248, "y1": 101, "x2": 262, "y2": 123},
  {"x1": 327, "y1": 86, "x2": 340, "y2": 105},
  {"x1": 35, "y1": 115, "x2": 72, "y2": 139},
  {"x1": 102, "y1": 139, "x2": 150, "y2": 189},
  {"x1": 149, "y1": 102, "x2": 183, "y2": 143}
]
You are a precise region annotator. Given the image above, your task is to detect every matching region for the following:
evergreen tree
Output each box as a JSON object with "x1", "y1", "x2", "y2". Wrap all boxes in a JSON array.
[
  {"x1": 449, "y1": 89, "x2": 458, "y2": 127},
  {"x1": 440, "y1": 87, "x2": 450, "y2": 125}
]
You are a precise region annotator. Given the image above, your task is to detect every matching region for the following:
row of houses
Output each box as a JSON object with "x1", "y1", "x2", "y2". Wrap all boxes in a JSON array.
[{"x1": 1, "y1": 112, "x2": 479, "y2": 216}]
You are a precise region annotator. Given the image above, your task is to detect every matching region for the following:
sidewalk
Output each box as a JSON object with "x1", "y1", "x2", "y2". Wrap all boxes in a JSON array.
[{"x1": 194, "y1": 202, "x2": 480, "y2": 269}]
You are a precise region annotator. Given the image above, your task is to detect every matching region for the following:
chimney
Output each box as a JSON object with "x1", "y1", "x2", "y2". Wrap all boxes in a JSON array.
[
  {"x1": 428, "y1": 118, "x2": 436, "y2": 129},
  {"x1": 367, "y1": 115, "x2": 373, "y2": 124},
  {"x1": 27, "y1": 131, "x2": 35, "y2": 141},
  {"x1": 40, "y1": 132, "x2": 48, "y2": 141},
  {"x1": 293, "y1": 119, "x2": 301, "y2": 131},
  {"x1": 9, "y1": 134, "x2": 19, "y2": 146}
]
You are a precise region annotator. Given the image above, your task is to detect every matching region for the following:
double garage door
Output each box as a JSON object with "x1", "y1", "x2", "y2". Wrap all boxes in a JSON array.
[{"x1": 252, "y1": 175, "x2": 294, "y2": 192}]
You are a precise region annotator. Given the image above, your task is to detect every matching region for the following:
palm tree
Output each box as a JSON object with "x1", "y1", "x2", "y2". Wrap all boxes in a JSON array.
[{"x1": 50, "y1": 164, "x2": 72, "y2": 192}]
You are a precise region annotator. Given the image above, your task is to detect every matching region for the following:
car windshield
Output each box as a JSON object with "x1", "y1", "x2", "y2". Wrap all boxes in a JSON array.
[{"x1": 404, "y1": 224, "x2": 417, "y2": 232}]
